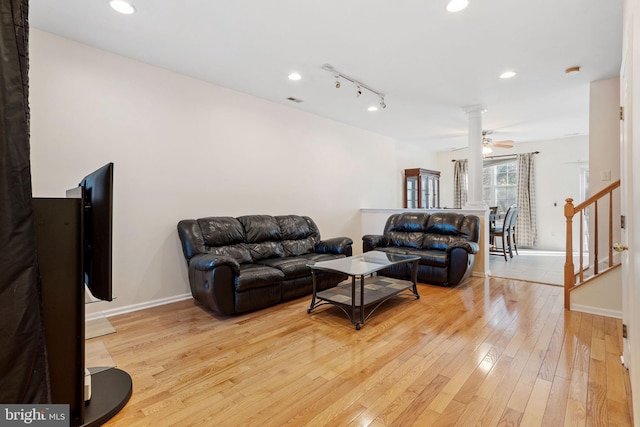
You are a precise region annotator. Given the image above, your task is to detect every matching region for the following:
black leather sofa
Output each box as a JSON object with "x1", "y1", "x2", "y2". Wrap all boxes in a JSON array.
[
  {"x1": 177, "y1": 214, "x2": 353, "y2": 315},
  {"x1": 362, "y1": 212, "x2": 480, "y2": 287}
]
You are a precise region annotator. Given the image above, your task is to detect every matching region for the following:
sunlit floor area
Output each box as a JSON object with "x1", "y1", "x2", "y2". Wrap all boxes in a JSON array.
[
  {"x1": 489, "y1": 249, "x2": 568, "y2": 286},
  {"x1": 95, "y1": 276, "x2": 632, "y2": 426}
]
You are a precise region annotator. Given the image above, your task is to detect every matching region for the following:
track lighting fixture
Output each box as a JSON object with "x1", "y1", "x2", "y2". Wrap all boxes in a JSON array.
[{"x1": 322, "y1": 64, "x2": 387, "y2": 109}]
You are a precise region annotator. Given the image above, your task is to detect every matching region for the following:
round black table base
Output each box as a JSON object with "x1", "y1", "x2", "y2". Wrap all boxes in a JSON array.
[{"x1": 81, "y1": 368, "x2": 132, "y2": 427}]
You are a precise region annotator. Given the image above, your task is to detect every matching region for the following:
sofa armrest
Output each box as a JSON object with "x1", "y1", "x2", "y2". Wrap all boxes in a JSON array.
[
  {"x1": 362, "y1": 234, "x2": 389, "y2": 252},
  {"x1": 447, "y1": 241, "x2": 479, "y2": 254},
  {"x1": 315, "y1": 237, "x2": 353, "y2": 256},
  {"x1": 187, "y1": 254, "x2": 239, "y2": 316},
  {"x1": 190, "y1": 254, "x2": 240, "y2": 275}
]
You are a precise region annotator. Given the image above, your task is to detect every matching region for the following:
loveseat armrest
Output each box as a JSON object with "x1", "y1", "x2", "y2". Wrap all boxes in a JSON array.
[
  {"x1": 447, "y1": 241, "x2": 479, "y2": 255},
  {"x1": 362, "y1": 234, "x2": 389, "y2": 252},
  {"x1": 315, "y1": 237, "x2": 353, "y2": 256},
  {"x1": 190, "y1": 254, "x2": 241, "y2": 275}
]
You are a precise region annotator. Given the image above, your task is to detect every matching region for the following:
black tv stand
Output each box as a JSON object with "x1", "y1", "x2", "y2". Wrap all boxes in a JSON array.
[
  {"x1": 33, "y1": 198, "x2": 132, "y2": 426},
  {"x1": 82, "y1": 368, "x2": 132, "y2": 427}
]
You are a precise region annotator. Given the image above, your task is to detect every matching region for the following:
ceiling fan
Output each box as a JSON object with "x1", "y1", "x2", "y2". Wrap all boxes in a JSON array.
[{"x1": 483, "y1": 130, "x2": 514, "y2": 149}]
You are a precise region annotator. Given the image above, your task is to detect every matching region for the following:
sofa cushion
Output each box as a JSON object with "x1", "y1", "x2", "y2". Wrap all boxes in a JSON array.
[
  {"x1": 238, "y1": 215, "x2": 282, "y2": 243},
  {"x1": 257, "y1": 256, "x2": 311, "y2": 280},
  {"x1": 246, "y1": 241, "x2": 285, "y2": 261},
  {"x1": 422, "y1": 213, "x2": 468, "y2": 251},
  {"x1": 281, "y1": 238, "x2": 315, "y2": 256},
  {"x1": 387, "y1": 231, "x2": 424, "y2": 248},
  {"x1": 425, "y1": 213, "x2": 464, "y2": 235},
  {"x1": 390, "y1": 213, "x2": 430, "y2": 232},
  {"x1": 236, "y1": 264, "x2": 284, "y2": 292},
  {"x1": 198, "y1": 217, "x2": 245, "y2": 246},
  {"x1": 276, "y1": 215, "x2": 312, "y2": 240},
  {"x1": 405, "y1": 249, "x2": 448, "y2": 267},
  {"x1": 206, "y1": 244, "x2": 252, "y2": 264}
]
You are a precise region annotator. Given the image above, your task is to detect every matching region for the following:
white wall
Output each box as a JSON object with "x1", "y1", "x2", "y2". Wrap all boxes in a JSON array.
[
  {"x1": 589, "y1": 77, "x2": 621, "y2": 264},
  {"x1": 435, "y1": 136, "x2": 589, "y2": 251},
  {"x1": 28, "y1": 30, "x2": 436, "y2": 315}
]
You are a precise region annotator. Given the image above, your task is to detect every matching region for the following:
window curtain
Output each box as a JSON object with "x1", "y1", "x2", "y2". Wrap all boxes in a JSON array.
[
  {"x1": 516, "y1": 153, "x2": 537, "y2": 247},
  {"x1": 0, "y1": 0, "x2": 50, "y2": 403},
  {"x1": 453, "y1": 159, "x2": 468, "y2": 209}
]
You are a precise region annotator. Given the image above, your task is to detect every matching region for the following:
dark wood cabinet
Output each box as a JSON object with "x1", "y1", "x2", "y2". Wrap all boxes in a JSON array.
[{"x1": 404, "y1": 168, "x2": 440, "y2": 209}]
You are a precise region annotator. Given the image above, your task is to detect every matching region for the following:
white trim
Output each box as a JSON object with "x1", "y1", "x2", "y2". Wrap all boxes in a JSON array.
[
  {"x1": 360, "y1": 207, "x2": 489, "y2": 216},
  {"x1": 570, "y1": 303, "x2": 622, "y2": 319},
  {"x1": 85, "y1": 293, "x2": 192, "y2": 321},
  {"x1": 472, "y1": 271, "x2": 490, "y2": 278}
]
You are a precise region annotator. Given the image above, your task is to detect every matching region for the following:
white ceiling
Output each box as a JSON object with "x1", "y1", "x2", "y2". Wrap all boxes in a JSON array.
[{"x1": 29, "y1": 0, "x2": 623, "y2": 151}]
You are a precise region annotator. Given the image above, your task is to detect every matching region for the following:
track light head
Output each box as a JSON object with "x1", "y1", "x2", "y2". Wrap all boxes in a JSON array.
[{"x1": 323, "y1": 64, "x2": 386, "y2": 109}]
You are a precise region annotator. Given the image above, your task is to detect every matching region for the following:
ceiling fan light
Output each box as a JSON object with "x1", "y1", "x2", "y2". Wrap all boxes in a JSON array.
[
  {"x1": 446, "y1": 0, "x2": 469, "y2": 12},
  {"x1": 482, "y1": 145, "x2": 493, "y2": 155},
  {"x1": 288, "y1": 72, "x2": 302, "y2": 81}
]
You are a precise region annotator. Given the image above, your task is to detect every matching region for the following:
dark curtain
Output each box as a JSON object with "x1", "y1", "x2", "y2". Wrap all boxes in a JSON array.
[{"x1": 0, "y1": 0, "x2": 50, "y2": 403}]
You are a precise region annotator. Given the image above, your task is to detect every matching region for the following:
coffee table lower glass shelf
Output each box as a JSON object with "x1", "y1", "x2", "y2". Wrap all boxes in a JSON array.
[{"x1": 307, "y1": 251, "x2": 420, "y2": 330}]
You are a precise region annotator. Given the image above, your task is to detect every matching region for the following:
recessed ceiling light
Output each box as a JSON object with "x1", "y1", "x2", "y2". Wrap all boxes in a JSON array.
[
  {"x1": 446, "y1": 0, "x2": 469, "y2": 13},
  {"x1": 499, "y1": 71, "x2": 516, "y2": 79},
  {"x1": 110, "y1": 0, "x2": 136, "y2": 14},
  {"x1": 288, "y1": 72, "x2": 302, "y2": 81},
  {"x1": 565, "y1": 66, "x2": 581, "y2": 76},
  {"x1": 368, "y1": 106, "x2": 379, "y2": 112}
]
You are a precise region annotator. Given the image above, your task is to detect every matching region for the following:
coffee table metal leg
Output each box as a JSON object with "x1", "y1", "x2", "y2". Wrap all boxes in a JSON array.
[
  {"x1": 307, "y1": 270, "x2": 318, "y2": 313},
  {"x1": 411, "y1": 260, "x2": 420, "y2": 298},
  {"x1": 360, "y1": 274, "x2": 365, "y2": 327}
]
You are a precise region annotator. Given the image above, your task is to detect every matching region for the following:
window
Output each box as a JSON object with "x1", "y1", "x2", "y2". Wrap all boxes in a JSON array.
[{"x1": 483, "y1": 160, "x2": 517, "y2": 213}]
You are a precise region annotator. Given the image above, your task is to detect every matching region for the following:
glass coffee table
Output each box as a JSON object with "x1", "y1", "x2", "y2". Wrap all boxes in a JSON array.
[{"x1": 307, "y1": 251, "x2": 420, "y2": 330}]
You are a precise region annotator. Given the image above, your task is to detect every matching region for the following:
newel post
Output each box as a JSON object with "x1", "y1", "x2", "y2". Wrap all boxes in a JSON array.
[{"x1": 564, "y1": 198, "x2": 575, "y2": 309}]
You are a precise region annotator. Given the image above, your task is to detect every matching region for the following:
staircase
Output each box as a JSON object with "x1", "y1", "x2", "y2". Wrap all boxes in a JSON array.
[{"x1": 564, "y1": 180, "x2": 621, "y2": 311}]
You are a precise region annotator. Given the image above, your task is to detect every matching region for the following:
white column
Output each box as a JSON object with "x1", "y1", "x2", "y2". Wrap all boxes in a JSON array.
[
  {"x1": 462, "y1": 104, "x2": 487, "y2": 210},
  {"x1": 462, "y1": 105, "x2": 491, "y2": 278}
]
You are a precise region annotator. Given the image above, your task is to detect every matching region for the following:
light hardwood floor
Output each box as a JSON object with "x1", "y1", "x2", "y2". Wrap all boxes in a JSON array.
[{"x1": 93, "y1": 276, "x2": 633, "y2": 426}]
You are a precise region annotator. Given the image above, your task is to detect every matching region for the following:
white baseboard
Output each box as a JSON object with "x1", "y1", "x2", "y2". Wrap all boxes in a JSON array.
[
  {"x1": 570, "y1": 303, "x2": 622, "y2": 319},
  {"x1": 472, "y1": 271, "x2": 490, "y2": 278},
  {"x1": 85, "y1": 293, "x2": 192, "y2": 321}
]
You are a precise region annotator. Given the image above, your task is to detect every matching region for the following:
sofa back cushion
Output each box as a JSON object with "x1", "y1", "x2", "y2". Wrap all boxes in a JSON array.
[
  {"x1": 238, "y1": 215, "x2": 285, "y2": 261},
  {"x1": 197, "y1": 217, "x2": 245, "y2": 246},
  {"x1": 238, "y1": 215, "x2": 281, "y2": 243},
  {"x1": 276, "y1": 215, "x2": 317, "y2": 256},
  {"x1": 422, "y1": 213, "x2": 480, "y2": 251},
  {"x1": 384, "y1": 213, "x2": 430, "y2": 248},
  {"x1": 206, "y1": 244, "x2": 253, "y2": 264},
  {"x1": 195, "y1": 217, "x2": 253, "y2": 264}
]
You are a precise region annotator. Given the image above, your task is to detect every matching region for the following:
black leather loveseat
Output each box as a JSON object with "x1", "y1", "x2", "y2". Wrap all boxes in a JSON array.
[
  {"x1": 177, "y1": 214, "x2": 353, "y2": 315},
  {"x1": 362, "y1": 212, "x2": 480, "y2": 287}
]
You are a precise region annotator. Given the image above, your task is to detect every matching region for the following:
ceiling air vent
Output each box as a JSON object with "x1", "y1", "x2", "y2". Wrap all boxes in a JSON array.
[{"x1": 286, "y1": 97, "x2": 303, "y2": 103}]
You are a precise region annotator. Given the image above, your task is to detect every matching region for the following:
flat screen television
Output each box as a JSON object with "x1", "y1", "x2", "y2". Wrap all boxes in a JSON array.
[{"x1": 66, "y1": 162, "x2": 114, "y2": 301}]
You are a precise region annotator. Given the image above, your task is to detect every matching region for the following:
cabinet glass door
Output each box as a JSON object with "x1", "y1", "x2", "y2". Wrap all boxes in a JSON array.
[{"x1": 406, "y1": 177, "x2": 418, "y2": 208}]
